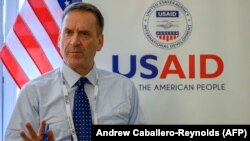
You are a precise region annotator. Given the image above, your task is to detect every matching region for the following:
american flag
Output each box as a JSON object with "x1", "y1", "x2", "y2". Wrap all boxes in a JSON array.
[{"x1": 0, "y1": 0, "x2": 82, "y2": 88}]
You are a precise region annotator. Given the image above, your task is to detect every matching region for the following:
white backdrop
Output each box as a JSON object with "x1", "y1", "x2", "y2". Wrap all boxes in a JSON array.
[{"x1": 86, "y1": 0, "x2": 250, "y2": 124}]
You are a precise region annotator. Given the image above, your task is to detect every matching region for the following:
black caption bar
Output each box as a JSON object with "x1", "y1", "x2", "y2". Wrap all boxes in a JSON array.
[{"x1": 92, "y1": 125, "x2": 250, "y2": 140}]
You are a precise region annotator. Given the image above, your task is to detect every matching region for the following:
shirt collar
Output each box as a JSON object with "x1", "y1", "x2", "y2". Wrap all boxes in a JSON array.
[{"x1": 62, "y1": 63, "x2": 97, "y2": 88}]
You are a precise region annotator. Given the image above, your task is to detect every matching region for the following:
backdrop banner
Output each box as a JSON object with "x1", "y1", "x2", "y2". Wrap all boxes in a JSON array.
[{"x1": 86, "y1": 0, "x2": 250, "y2": 124}]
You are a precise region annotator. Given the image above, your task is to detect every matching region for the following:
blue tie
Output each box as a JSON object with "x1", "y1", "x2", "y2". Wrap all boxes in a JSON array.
[{"x1": 73, "y1": 77, "x2": 92, "y2": 140}]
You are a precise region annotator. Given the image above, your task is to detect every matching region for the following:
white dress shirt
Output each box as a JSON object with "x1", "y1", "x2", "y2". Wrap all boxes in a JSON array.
[{"x1": 5, "y1": 63, "x2": 145, "y2": 141}]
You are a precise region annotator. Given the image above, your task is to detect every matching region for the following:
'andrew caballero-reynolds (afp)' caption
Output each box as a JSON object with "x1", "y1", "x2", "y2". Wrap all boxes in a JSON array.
[{"x1": 94, "y1": 128, "x2": 247, "y2": 139}]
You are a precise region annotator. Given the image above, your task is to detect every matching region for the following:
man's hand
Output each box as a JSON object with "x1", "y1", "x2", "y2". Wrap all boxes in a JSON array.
[{"x1": 19, "y1": 120, "x2": 55, "y2": 141}]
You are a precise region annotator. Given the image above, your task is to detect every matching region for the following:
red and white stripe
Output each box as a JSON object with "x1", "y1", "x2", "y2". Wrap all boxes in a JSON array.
[
  {"x1": 20, "y1": 1, "x2": 62, "y2": 69},
  {"x1": 157, "y1": 35, "x2": 179, "y2": 42},
  {"x1": 45, "y1": 0, "x2": 63, "y2": 27}
]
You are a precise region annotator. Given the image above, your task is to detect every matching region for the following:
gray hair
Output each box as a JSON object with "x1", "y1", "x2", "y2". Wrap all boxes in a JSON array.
[{"x1": 62, "y1": 2, "x2": 104, "y2": 35}]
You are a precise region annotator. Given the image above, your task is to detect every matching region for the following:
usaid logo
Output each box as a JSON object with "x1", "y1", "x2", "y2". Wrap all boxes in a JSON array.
[
  {"x1": 156, "y1": 10, "x2": 179, "y2": 17},
  {"x1": 142, "y1": 0, "x2": 193, "y2": 49}
]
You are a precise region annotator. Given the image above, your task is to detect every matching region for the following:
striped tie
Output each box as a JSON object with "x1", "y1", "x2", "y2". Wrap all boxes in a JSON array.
[{"x1": 73, "y1": 77, "x2": 92, "y2": 140}]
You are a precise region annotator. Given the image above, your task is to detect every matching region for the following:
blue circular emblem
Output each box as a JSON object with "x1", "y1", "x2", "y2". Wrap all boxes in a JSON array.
[{"x1": 142, "y1": 0, "x2": 193, "y2": 49}]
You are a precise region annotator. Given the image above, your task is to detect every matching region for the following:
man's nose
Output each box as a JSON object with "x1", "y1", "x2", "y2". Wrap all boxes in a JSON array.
[{"x1": 70, "y1": 33, "x2": 80, "y2": 46}]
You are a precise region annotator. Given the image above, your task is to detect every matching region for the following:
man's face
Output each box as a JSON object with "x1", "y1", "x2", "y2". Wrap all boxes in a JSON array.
[{"x1": 59, "y1": 10, "x2": 103, "y2": 74}]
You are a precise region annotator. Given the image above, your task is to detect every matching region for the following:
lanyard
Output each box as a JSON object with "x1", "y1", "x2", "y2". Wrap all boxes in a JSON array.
[{"x1": 61, "y1": 71, "x2": 99, "y2": 141}]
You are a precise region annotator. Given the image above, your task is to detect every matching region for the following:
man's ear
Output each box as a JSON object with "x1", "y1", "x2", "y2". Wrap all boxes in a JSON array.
[
  {"x1": 58, "y1": 31, "x2": 62, "y2": 49},
  {"x1": 97, "y1": 34, "x2": 104, "y2": 51},
  {"x1": 58, "y1": 31, "x2": 64, "y2": 56}
]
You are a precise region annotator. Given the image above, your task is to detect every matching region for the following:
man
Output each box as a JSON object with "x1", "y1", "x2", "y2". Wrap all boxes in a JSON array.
[{"x1": 5, "y1": 2, "x2": 145, "y2": 141}]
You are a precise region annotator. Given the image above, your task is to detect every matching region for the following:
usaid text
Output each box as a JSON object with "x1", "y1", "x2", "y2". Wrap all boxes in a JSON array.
[{"x1": 113, "y1": 54, "x2": 224, "y2": 79}]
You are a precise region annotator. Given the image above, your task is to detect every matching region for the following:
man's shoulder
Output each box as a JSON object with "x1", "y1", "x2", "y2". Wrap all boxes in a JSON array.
[
  {"x1": 97, "y1": 68, "x2": 134, "y2": 84},
  {"x1": 97, "y1": 68, "x2": 127, "y2": 78},
  {"x1": 24, "y1": 68, "x2": 60, "y2": 88}
]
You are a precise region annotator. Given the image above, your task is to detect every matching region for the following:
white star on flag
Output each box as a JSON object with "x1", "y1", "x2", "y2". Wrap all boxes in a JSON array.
[{"x1": 65, "y1": 0, "x2": 70, "y2": 6}]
